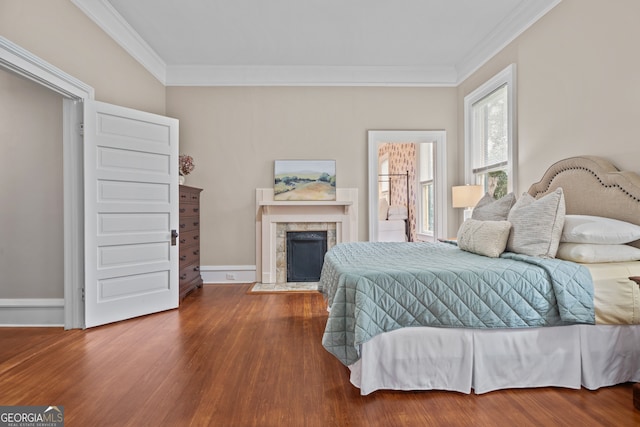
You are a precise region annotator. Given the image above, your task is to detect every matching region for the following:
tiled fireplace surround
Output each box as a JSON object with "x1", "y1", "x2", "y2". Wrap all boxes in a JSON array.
[{"x1": 255, "y1": 188, "x2": 358, "y2": 284}]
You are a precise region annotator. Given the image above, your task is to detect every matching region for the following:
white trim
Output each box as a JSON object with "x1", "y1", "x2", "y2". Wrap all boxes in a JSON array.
[
  {"x1": 368, "y1": 131, "x2": 447, "y2": 242},
  {"x1": 71, "y1": 0, "x2": 166, "y2": 84},
  {"x1": 71, "y1": 1, "x2": 559, "y2": 87},
  {"x1": 201, "y1": 265, "x2": 257, "y2": 284},
  {"x1": 63, "y1": 99, "x2": 85, "y2": 330},
  {"x1": 0, "y1": 299, "x2": 65, "y2": 327},
  {"x1": 0, "y1": 36, "x2": 94, "y2": 329},
  {"x1": 166, "y1": 65, "x2": 457, "y2": 87},
  {"x1": 0, "y1": 37, "x2": 94, "y2": 99},
  {"x1": 463, "y1": 64, "x2": 518, "y2": 193}
]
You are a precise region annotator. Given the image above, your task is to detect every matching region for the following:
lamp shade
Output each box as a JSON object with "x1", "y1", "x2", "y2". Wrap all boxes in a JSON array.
[{"x1": 451, "y1": 185, "x2": 483, "y2": 208}]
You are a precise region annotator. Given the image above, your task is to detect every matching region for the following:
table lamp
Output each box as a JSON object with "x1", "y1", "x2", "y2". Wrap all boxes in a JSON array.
[{"x1": 452, "y1": 185, "x2": 483, "y2": 221}]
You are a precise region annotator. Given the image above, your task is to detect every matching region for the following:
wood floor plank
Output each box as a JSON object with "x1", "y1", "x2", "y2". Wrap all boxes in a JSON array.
[{"x1": 0, "y1": 284, "x2": 638, "y2": 426}]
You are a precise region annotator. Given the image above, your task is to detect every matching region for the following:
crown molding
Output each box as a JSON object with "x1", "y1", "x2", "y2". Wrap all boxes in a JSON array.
[
  {"x1": 72, "y1": 0, "x2": 560, "y2": 87},
  {"x1": 165, "y1": 65, "x2": 458, "y2": 87},
  {"x1": 71, "y1": 0, "x2": 166, "y2": 84},
  {"x1": 455, "y1": 0, "x2": 562, "y2": 83}
]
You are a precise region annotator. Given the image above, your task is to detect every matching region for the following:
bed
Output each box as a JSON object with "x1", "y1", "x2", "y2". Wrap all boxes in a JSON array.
[
  {"x1": 320, "y1": 156, "x2": 640, "y2": 395},
  {"x1": 378, "y1": 198, "x2": 409, "y2": 242},
  {"x1": 378, "y1": 171, "x2": 410, "y2": 242}
]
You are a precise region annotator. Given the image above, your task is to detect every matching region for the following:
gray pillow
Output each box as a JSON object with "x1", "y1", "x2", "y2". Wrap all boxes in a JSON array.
[
  {"x1": 457, "y1": 219, "x2": 512, "y2": 258},
  {"x1": 472, "y1": 192, "x2": 516, "y2": 221},
  {"x1": 506, "y1": 188, "x2": 566, "y2": 258}
]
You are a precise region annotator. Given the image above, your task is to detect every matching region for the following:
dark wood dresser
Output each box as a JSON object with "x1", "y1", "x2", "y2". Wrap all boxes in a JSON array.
[{"x1": 179, "y1": 185, "x2": 203, "y2": 300}]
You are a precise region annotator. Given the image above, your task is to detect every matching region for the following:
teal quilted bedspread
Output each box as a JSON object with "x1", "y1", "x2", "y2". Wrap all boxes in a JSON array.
[{"x1": 320, "y1": 242, "x2": 595, "y2": 366}]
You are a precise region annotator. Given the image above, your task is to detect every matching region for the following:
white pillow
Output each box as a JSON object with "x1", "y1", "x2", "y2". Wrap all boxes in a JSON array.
[
  {"x1": 457, "y1": 219, "x2": 511, "y2": 258},
  {"x1": 506, "y1": 188, "x2": 566, "y2": 258},
  {"x1": 387, "y1": 205, "x2": 408, "y2": 220},
  {"x1": 561, "y1": 215, "x2": 640, "y2": 244},
  {"x1": 388, "y1": 205, "x2": 408, "y2": 217},
  {"x1": 556, "y1": 243, "x2": 640, "y2": 263}
]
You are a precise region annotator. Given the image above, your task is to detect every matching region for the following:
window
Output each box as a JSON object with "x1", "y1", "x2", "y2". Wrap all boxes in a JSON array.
[
  {"x1": 464, "y1": 64, "x2": 517, "y2": 199},
  {"x1": 379, "y1": 153, "x2": 390, "y2": 203},
  {"x1": 419, "y1": 143, "x2": 435, "y2": 236}
]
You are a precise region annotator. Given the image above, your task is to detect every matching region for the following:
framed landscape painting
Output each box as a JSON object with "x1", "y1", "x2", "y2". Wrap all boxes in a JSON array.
[{"x1": 274, "y1": 160, "x2": 336, "y2": 201}]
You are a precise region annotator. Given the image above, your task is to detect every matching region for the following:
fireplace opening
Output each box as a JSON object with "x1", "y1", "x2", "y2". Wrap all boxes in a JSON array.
[{"x1": 286, "y1": 231, "x2": 327, "y2": 282}]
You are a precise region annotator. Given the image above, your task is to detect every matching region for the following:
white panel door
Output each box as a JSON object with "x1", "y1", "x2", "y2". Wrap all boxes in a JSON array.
[{"x1": 84, "y1": 100, "x2": 179, "y2": 328}]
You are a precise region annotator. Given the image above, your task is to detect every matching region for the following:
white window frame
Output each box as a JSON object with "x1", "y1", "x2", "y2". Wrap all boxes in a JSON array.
[
  {"x1": 417, "y1": 143, "x2": 435, "y2": 239},
  {"x1": 464, "y1": 64, "x2": 517, "y2": 194}
]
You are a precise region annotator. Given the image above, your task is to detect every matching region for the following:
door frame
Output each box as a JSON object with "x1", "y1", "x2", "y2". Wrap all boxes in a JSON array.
[
  {"x1": 1, "y1": 36, "x2": 94, "y2": 329},
  {"x1": 367, "y1": 130, "x2": 447, "y2": 242}
]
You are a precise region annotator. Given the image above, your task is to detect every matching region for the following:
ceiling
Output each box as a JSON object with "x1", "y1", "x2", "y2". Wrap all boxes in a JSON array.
[{"x1": 72, "y1": 0, "x2": 560, "y2": 86}]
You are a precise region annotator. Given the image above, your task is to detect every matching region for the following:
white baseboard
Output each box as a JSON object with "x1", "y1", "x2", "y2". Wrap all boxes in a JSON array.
[
  {"x1": 0, "y1": 298, "x2": 65, "y2": 327},
  {"x1": 200, "y1": 265, "x2": 256, "y2": 284}
]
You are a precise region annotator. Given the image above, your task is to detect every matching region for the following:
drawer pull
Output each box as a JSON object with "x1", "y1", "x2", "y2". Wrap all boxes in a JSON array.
[
  {"x1": 194, "y1": 266, "x2": 200, "y2": 272},
  {"x1": 193, "y1": 235, "x2": 199, "y2": 240},
  {"x1": 193, "y1": 208, "x2": 199, "y2": 213},
  {"x1": 193, "y1": 250, "x2": 199, "y2": 255},
  {"x1": 180, "y1": 274, "x2": 187, "y2": 280},
  {"x1": 193, "y1": 221, "x2": 199, "y2": 226},
  {"x1": 180, "y1": 255, "x2": 187, "y2": 261},
  {"x1": 180, "y1": 224, "x2": 186, "y2": 228},
  {"x1": 180, "y1": 208, "x2": 186, "y2": 213},
  {"x1": 180, "y1": 238, "x2": 186, "y2": 244}
]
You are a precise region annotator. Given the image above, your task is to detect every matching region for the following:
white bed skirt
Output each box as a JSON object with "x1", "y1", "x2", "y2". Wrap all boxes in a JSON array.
[{"x1": 348, "y1": 324, "x2": 640, "y2": 395}]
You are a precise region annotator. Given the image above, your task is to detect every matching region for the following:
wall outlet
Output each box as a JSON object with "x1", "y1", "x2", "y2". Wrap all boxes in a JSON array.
[{"x1": 225, "y1": 273, "x2": 237, "y2": 280}]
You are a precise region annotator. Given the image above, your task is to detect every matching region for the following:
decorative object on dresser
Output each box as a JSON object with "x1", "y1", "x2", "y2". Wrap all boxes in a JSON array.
[
  {"x1": 179, "y1": 185, "x2": 203, "y2": 300},
  {"x1": 179, "y1": 154, "x2": 195, "y2": 185}
]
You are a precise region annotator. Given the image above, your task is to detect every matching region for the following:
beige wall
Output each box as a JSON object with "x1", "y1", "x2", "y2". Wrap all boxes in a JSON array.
[
  {"x1": 0, "y1": 70, "x2": 63, "y2": 298},
  {"x1": 0, "y1": 0, "x2": 166, "y2": 299},
  {"x1": 3, "y1": 0, "x2": 640, "y2": 288},
  {"x1": 166, "y1": 86, "x2": 457, "y2": 266},
  {"x1": 457, "y1": 0, "x2": 640, "y2": 192},
  {"x1": 0, "y1": 0, "x2": 166, "y2": 114}
]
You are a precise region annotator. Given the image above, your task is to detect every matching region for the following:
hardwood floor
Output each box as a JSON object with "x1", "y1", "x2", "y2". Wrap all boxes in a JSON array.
[{"x1": 0, "y1": 284, "x2": 638, "y2": 426}]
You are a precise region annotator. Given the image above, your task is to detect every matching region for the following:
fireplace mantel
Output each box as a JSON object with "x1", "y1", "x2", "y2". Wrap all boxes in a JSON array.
[
  {"x1": 258, "y1": 200, "x2": 353, "y2": 215},
  {"x1": 255, "y1": 188, "x2": 358, "y2": 284}
]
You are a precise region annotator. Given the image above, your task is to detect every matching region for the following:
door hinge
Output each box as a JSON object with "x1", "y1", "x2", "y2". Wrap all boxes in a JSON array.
[
  {"x1": 79, "y1": 123, "x2": 84, "y2": 136},
  {"x1": 81, "y1": 288, "x2": 85, "y2": 302}
]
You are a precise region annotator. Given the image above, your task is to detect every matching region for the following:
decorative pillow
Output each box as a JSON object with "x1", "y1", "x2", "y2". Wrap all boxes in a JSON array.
[
  {"x1": 457, "y1": 219, "x2": 512, "y2": 258},
  {"x1": 378, "y1": 198, "x2": 389, "y2": 220},
  {"x1": 556, "y1": 243, "x2": 640, "y2": 263},
  {"x1": 387, "y1": 205, "x2": 408, "y2": 220},
  {"x1": 471, "y1": 192, "x2": 516, "y2": 221},
  {"x1": 561, "y1": 215, "x2": 640, "y2": 244},
  {"x1": 506, "y1": 188, "x2": 566, "y2": 258}
]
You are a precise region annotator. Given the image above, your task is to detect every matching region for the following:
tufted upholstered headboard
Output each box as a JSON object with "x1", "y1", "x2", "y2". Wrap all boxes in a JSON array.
[{"x1": 528, "y1": 156, "x2": 640, "y2": 230}]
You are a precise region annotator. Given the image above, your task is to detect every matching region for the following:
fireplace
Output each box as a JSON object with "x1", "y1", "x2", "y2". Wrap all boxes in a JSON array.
[
  {"x1": 276, "y1": 223, "x2": 336, "y2": 283},
  {"x1": 255, "y1": 188, "x2": 358, "y2": 284},
  {"x1": 286, "y1": 231, "x2": 327, "y2": 282}
]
